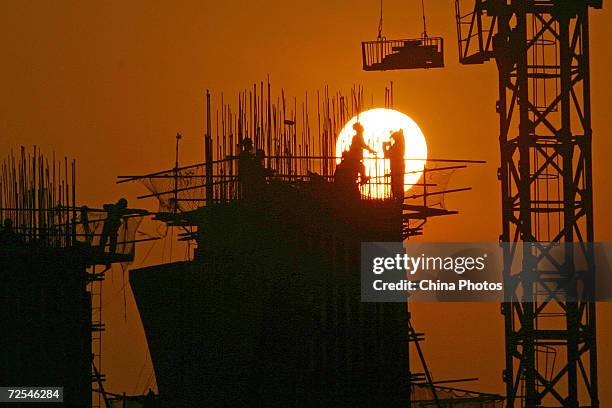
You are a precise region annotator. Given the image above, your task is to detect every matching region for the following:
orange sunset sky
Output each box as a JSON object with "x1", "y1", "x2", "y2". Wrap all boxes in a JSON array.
[{"x1": 1, "y1": 0, "x2": 611, "y2": 401}]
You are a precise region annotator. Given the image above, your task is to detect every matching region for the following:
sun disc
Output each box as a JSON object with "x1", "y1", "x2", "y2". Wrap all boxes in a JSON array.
[{"x1": 335, "y1": 108, "x2": 428, "y2": 198}]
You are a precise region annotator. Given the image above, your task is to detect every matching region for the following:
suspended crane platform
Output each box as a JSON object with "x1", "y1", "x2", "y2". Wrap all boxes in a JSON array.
[
  {"x1": 362, "y1": 36, "x2": 444, "y2": 71},
  {"x1": 361, "y1": 0, "x2": 444, "y2": 71}
]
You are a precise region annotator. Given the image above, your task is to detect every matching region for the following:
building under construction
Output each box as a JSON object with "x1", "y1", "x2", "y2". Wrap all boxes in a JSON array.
[
  {"x1": 122, "y1": 83, "x2": 499, "y2": 407},
  {"x1": 0, "y1": 148, "x2": 146, "y2": 407},
  {"x1": 0, "y1": 0, "x2": 605, "y2": 406},
  {"x1": 0, "y1": 83, "x2": 496, "y2": 407}
]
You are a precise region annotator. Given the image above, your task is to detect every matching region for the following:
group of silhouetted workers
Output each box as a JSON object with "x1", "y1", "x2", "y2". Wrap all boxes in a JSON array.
[
  {"x1": 235, "y1": 122, "x2": 407, "y2": 202},
  {"x1": 334, "y1": 122, "x2": 406, "y2": 201},
  {"x1": 2, "y1": 125, "x2": 406, "y2": 252}
]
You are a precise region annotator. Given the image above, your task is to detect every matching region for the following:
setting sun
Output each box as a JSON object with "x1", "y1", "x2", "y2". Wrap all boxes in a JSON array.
[{"x1": 335, "y1": 108, "x2": 428, "y2": 198}]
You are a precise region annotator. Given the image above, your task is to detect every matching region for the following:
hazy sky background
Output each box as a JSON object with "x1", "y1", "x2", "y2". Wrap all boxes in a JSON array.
[{"x1": 1, "y1": 0, "x2": 610, "y2": 401}]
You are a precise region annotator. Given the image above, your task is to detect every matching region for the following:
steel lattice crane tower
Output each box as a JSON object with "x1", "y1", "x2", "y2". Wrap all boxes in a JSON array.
[
  {"x1": 455, "y1": 0, "x2": 602, "y2": 406},
  {"x1": 360, "y1": 0, "x2": 602, "y2": 404}
]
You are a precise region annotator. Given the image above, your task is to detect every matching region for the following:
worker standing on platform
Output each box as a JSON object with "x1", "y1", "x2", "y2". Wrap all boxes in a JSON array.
[
  {"x1": 334, "y1": 151, "x2": 360, "y2": 198},
  {"x1": 348, "y1": 122, "x2": 376, "y2": 185},
  {"x1": 99, "y1": 198, "x2": 146, "y2": 253},
  {"x1": 238, "y1": 138, "x2": 258, "y2": 199},
  {"x1": 383, "y1": 129, "x2": 406, "y2": 202}
]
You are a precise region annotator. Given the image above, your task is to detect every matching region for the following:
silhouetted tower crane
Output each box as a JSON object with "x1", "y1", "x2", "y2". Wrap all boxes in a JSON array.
[
  {"x1": 362, "y1": 0, "x2": 603, "y2": 406},
  {"x1": 455, "y1": 0, "x2": 601, "y2": 406}
]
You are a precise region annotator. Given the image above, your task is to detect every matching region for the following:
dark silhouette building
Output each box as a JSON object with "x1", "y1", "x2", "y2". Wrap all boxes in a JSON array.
[
  {"x1": 0, "y1": 149, "x2": 142, "y2": 407},
  {"x1": 131, "y1": 181, "x2": 409, "y2": 407},
  {"x1": 0, "y1": 245, "x2": 91, "y2": 406}
]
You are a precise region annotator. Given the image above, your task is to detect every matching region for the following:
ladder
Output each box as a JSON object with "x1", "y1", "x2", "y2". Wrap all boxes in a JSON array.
[{"x1": 89, "y1": 264, "x2": 107, "y2": 408}]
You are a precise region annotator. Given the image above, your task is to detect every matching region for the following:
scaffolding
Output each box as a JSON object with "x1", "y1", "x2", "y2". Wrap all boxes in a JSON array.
[
  {"x1": 0, "y1": 146, "x2": 77, "y2": 247},
  {"x1": 118, "y1": 81, "x2": 483, "y2": 241},
  {"x1": 117, "y1": 82, "x2": 486, "y2": 406},
  {"x1": 0, "y1": 147, "x2": 150, "y2": 408}
]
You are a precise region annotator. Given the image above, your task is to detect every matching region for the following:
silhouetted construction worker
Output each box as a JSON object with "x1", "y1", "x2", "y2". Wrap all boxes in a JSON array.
[
  {"x1": 255, "y1": 149, "x2": 274, "y2": 178},
  {"x1": 239, "y1": 137, "x2": 254, "y2": 157},
  {"x1": 383, "y1": 129, "x2": 406, "y2": 202},
  {"x1": 238, "y1": 138, "x2": 261, "y2": 199},
  {"x1": 99, "y1": 198, "x2": 146, "y2": 253},
  {"x1": 348, "y1": 122, "x2": 376, "y2": 185},
  {"x1": 334, "y1": 151, "x2": 361, "y2": 198},
  {"x1": 0, "y1": 218, "x2": 22, "y2": 246}
]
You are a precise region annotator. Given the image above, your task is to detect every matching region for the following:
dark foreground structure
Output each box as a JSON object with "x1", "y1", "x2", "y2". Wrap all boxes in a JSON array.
[
  {"x1": 0, "y1": 242, "x2": 134, "y2": 407},
  {"x1": 0, "y1": 245, "x2": 91, "y2": 406},
  {"x1": 125, "y1": 84, "x2": 493, "y2": 407},
  {"x1": 131, "y1": 183, "x2": 410, "y2": 407},
  {"x1": 0, "y1": 149, "x2": 141, "y2": 407},
  {"x1": 454, "y1": 1, "x2": 603, "y2": 405}
]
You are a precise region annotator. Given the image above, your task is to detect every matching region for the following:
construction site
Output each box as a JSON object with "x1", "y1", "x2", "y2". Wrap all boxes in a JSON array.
[{"x1": 0, "y1": 0, "x2": 609, "y2": 407}]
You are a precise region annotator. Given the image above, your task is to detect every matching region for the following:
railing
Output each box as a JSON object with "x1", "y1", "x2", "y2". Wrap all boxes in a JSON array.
[
  {"x1": 455, "y1": 0, "x2": 496, "y2": 65},
  {"x1": 120, "y1": 154, "x2": 483, "y2": 241},
  {"x1": 126, "y1": 155, "x2": 435, "y2": 207}
]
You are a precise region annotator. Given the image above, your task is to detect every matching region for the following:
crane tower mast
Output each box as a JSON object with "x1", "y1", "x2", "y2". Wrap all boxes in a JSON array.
[{"x1": 456, "y1": 0, "x2": 602, "y2": 406}]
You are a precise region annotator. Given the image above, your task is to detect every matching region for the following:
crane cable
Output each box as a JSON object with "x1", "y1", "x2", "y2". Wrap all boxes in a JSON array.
[
  {"x1": 421, "y1": 0, "x2": 428, "y2": 38},
  {"x1": 377, "y1": 0, "x2": 383, "y2": 40},
  {"x1": 377, "y1": 0, "x2": 429, "y2": 40}
]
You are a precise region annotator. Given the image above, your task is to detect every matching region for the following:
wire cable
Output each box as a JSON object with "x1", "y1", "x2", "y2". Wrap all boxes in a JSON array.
[
  {"x1": 377, "y1": 0, "x2": 383, "y2": 39},
  {"x1": 421, "y1": 0, "x2": 428, "y2": 37}
]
